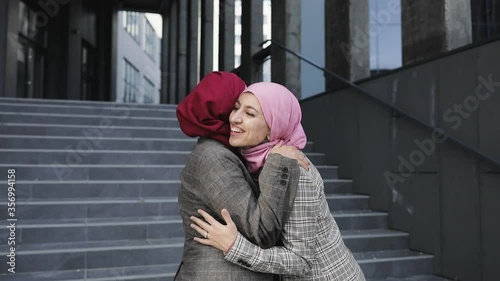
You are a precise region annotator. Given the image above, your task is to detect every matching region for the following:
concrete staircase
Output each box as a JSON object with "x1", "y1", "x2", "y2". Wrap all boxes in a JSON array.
[{"x1": 0, "y1": 97, "x2": 449, "y2": 281}]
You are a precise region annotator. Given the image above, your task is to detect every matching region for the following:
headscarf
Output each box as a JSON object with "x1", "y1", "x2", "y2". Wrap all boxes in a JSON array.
[
  {"x1": 240, "y1": 82, "x2": 307, "y2": 173},
  {"x1": 176, "y1": 71, "x2": 246, "y2": 147}
]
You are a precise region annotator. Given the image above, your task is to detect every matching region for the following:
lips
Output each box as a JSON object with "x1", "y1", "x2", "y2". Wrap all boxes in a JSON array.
[{"x1": 230, "y1": 126, "x2": 243, "y2": 136}]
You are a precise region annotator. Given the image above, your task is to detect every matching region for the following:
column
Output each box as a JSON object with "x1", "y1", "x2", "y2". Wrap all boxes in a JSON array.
[
  {"x1": 240, "y1": 0, "x2": 263, "y2": 84},
  {"x1": 66, "y1": 0, "x2": 83, "y2": 100},
  {"x1": 402, "y1": 0, "x2": 472, "y2": 64},
  {"x1": 176, "y1": 0, "x2": 189, "y2": 102},
  {"x1": 324, "y1": 0, "x2": 370, "y2": 91},
  {"x1": 218, "y1": 0, "x2": 235, "y2": 71},
  {"x1": 160, "y1": 10, "x2": 169, "y2": 104},
  {"x1": 0, "y1": 0, "x2": 8, "y2": 97},
  {"x1": 187, "y1": 0, "x2": 199, "y2": 92},
  {"x1": 168, "y1": 0, "x2": 178, "y2": 104},
  {"x1": 1, "y1": 0, "x2": 19, "y2": 97},
  {"x1": 200, "y1": 0, "x2": 213, "y2": 77},
  {"x1": 271, "y1": 0, "x2": 301, "y2": 98}
]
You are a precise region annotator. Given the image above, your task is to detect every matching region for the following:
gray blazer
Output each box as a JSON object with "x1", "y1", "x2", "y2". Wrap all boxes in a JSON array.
[
  {"x1": 174, "y1": 137, "x2": 300, "y2": 281},
  {"x1": 224, "y1": 162, "x2": 366, "y2": 280}
]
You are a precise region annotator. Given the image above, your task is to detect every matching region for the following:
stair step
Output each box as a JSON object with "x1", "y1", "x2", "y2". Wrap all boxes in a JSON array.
[
  {"x1": 315, "y1": 165, "x2": 338, "y2": 179},
  {"x1": 0, "y1": 149, "x2": 191, "y2": 165},
  {"x1": 0, "y1": 135, "x2": 195, "y2": 150},
  {"x1": 0, "y1": 97, "x2": 178, "y2": 109},
  {"x1": 342, "y1": 229, "x2": 409, "y2": 252},
  {"x1": 0, "y1": 238, "x2": 184, "y2": 273},
  {"x1": 0, "y1": 216, "x2": 183, "y2": 244},
  {"x1": 326, "y1": 194, "x2": 370, "y2": 211},
  {"x1": 0, "y1": 164, "x2": 184, "y2": 181},
  {"x1": 355, "y1": 250, "x2": 434, "y2": 278},
  {"x1": 0, "y1": 198, "x2": 181, "y2": 220},
  {"x1": 0, "y1": 102, "x2": 177, "y2": 118},
  {"x1": 0, "y1": 264, "x2": 179, "y2": 281},
  {"x1": 367, "y1": 275, "x2": 452, "y2": 281},
  {"x1": 0, "y1": 123, "x2": 187, "y2": 138},
  {"x1": 303, "y1": 152, "x2": 325, "y2": 165},
  {"x1": 13, "y1": 180, "x2": 182, "y2": 199},
  {"x1": 0, "y1": 112, "x2": 179, "y2": 127},
  {"x1": 333, "y1": 210, "x2": 388, "y2": 230},
  {"x1": 323, "y1": 179, "x2": 353, "y2": 193},
  {"x1": 0, "y1": 164, "x2": 335, "y2": 182},
  {"x1": 8, "y1": 178, "x2": 347, "y2": 202}
]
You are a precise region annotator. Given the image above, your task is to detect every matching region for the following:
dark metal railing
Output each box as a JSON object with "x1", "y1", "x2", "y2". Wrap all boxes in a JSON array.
[{"x1": 258, "y1": 39, "x2": 500, "y2": 169}]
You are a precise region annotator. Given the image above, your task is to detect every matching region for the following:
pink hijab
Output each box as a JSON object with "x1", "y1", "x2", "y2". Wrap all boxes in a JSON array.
[{"x1": 240, "y1": 82, "x2": 307, "y2": 173}]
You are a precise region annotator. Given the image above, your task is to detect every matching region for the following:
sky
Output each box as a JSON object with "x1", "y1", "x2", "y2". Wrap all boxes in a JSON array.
[{"x1": 145, "y1": 13, "x2": 163, "y2": 38}]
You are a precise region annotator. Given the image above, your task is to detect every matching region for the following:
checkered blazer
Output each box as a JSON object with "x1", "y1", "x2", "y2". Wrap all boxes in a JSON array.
[
  {"x1": 224, "y1": 161, "x2": 366, "y2": 281},
  {"x1": 175, "y1": 138, "x2": 300, "y2": 281}
]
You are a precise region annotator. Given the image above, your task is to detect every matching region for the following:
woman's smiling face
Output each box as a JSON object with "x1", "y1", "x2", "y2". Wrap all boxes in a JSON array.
[{"x1": 229, "y1": 92, "x2": 270, "y2": 148}]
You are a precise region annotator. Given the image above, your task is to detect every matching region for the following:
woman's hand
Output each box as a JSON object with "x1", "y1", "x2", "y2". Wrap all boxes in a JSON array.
[
  {"x1": 190, "y1": 209, "x2": 238, "y2": 253},
  {"x1": 270, "y1": 140, "x2": 310, "y2": 170}
]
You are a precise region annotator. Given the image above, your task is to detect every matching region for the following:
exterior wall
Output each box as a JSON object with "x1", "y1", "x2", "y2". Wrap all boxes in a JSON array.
[
  {"x1": 300, "y1": 39, "x2": 500, "y2": 281},
  {"x1": 115, "y1": 11, "x2": 161, "y2": 104}
]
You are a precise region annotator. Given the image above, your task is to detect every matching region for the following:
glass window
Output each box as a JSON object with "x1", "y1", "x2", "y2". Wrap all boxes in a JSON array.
[
  {"x1": 143, "y1": 77, "x2": 156, "y2": 104},
  {"x1": 81, "y1": 43, "x2": 96, "y2": 100},
  {"x1": 123, "y1": 11, "x2": 141, "y2": 43},
  {"x1": 123, "y1": 59, "x2": 140, "y2": 103},
  {"x1": 17, "y1": 1, "x2": 46, "y2": 98},
  {"x1": 145, "y1": 19, "x2": 156, "y2": 61},
  {"x1": 369, "y1": 0, "x2": 402, "y2": 74}
]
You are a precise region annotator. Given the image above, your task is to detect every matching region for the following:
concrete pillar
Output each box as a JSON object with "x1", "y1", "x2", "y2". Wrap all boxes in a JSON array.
[
  {"x1": 168, "y1": 0, "x2": 178, "y2": 104},
  {"x1": 3, "y1": 0, "x2": 19, "y2": 97},
  {"x1": 0, "y1": 0, "x2": 7, "y2": 97},
  {"x1": 176, "y1": 0, "x2": 189, "y2": 102},
  {"x1": 324, "y1": 0, "x2": 370, "y2": 91},
  {"x1": 200, "y1": 0, "x2": 214, "y2": 77},
  {"x1": 240, "y1": 0, "x2": 263, "y2": 84},
  {"x1": 66, "y1": 0, "x2": 83, "y2": 100},
  {"x1": 219, "y1": 0, "x2": 235, "y2": 71},
  {"x1": 402, "y1": 0, "x2": 472, "y2": 64},
  {"x1": 271, "y1": 0, "x2": 301, "y2": 98},
  {"x1": 97, "y1": 0, "x2": 117, "y2": 101},
  {"x1": 160, "y1": 11, "x2": 169, "y2": 104},
  {"x1": 187, "y1": 0, "x2": 200, "y2": 92}
]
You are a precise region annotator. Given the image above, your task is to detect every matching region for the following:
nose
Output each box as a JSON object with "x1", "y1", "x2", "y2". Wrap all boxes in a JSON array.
[{"x1": 230, "y1": 111, "x2": 242, "y2": 124}]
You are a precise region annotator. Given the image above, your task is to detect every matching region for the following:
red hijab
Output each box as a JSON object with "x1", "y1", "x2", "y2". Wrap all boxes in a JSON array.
[{"x1": 176, "y1": 71, "x2": 246, "y2": 147}]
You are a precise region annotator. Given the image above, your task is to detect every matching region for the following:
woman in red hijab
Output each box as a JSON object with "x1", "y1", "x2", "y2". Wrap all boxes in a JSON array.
[{"x1": 174, "y1": 72, "x2": 307, "y2": 281}]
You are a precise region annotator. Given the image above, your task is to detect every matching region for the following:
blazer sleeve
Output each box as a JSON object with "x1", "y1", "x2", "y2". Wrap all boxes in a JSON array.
[
  {"x1": 223, "y1": 173, "x2": 319, "y2": 276},
  {"x1": 192, "y1": 149, "x2": 300, "y2": 249}
]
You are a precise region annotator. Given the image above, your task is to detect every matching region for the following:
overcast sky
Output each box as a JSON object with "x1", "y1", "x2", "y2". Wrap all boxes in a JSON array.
[{"x1": 145, "y1": 13, "x2": 163, "y2": 38}]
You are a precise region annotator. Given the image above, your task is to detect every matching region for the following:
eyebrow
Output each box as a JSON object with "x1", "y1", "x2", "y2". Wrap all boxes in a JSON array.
[{"x1": 235, "y1": 99, "x2": 260, "y2": 113}]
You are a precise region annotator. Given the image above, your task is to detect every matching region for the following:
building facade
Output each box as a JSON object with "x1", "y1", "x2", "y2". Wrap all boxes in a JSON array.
[{"x1": 116, "y1": 11, "x2": 161, "y2": 104}]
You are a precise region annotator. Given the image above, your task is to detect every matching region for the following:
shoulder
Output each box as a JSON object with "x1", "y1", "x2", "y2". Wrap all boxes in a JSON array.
[
  {"x1": 189, "y1": 137, "x2": 244, "y2": 169},
  {"x1": 298, "y1": 163, "x2": 323, "y2": 194},
  {"x1": 191, "y1": 138, "x2": 236, "y2": 159}
]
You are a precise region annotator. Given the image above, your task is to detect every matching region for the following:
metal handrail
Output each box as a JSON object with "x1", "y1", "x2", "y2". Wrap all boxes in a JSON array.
[{"x1": 260, "y1": 39, "x2": 500, "y2": 169}]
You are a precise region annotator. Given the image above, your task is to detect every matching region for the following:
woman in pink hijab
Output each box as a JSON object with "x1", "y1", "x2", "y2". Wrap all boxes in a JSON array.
[{"x1": 191, "y1": 82, "x2": 366, "y2": 281}]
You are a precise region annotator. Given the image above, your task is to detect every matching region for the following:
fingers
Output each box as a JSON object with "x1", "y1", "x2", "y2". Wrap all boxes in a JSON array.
[
  {"x1": 198, "y1": 209, "x2": 218, "y2": 226},
  {"x1": 193, "y1": 236, "x2": 213, "y2": 246},
  {"x1": 220, "y1": 209, "x2": 234, "y2": 225},
  {"x1": 190, "y1": 215, "x2": 211, "y2": 231},
  {"x1": 190, "y1": 221, "x2": 208, "y2": 237}
]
